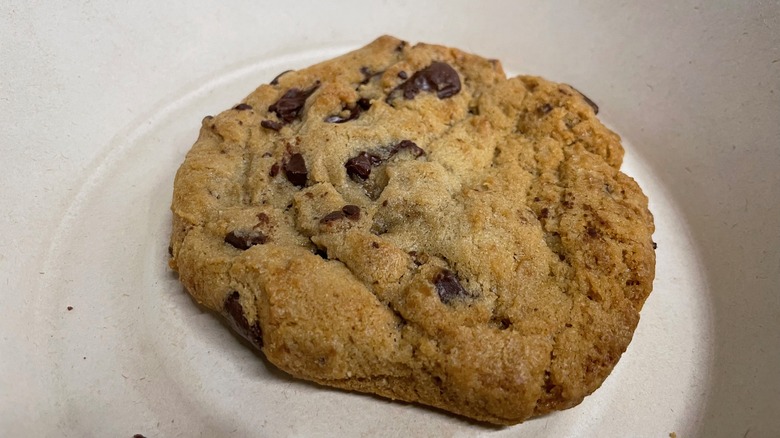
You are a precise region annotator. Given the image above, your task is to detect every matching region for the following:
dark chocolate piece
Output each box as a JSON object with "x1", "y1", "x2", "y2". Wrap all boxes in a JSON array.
[
  {"x1": 394, "y1": 62, "x2": 461, "y2": 100},
  {"x1": 434, "y1": 269, "x2": 471, "y2": 304},
  {"x1": 341, "y1": 205, "x2": 361, "y2": 220},
  {"x1": 261, "y1": 119, "x2": 282, "y2": 131},
  {"x1": 345, "y1": 152, "x2": 375, "y2": 180},
  {"x1": 539, "y1": 103, "x2": 553, "y2": 115},
  {"x1": 223, "y1": 291, "x2": 263, "y2": 347},
  {"x1": 225, "y1": 230, "x2": 268, "y2": 250},
  {"x1": 233, "y1": 103, "x2": 253, "y2": 111},
  {"x1": 269, "y1": 84, "x2": 319, "y2": 123},
  {"x1": 324, "y1": 98, "x2": 372, "y2": 123},
  {"x1": 284, "y1": 153, "x2": 307, "y2": 187},
  {"x1": 391, "y1": 140, "x2": 425, "y2": 158},
  {"x1": 360, "y1": 66, "x2": 372, "y2": 85},
  {"x1": 320, "y1": 211, "x2": 346, "y2": 224},
  {"x1": 270, "y1": 69, "x2": 293, "y2": 85},
  {"x1": 569, "y1": 86, "x2": 599, "y2": 114}
]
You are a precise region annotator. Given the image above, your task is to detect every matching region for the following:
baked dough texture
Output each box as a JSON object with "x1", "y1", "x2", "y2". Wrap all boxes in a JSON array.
[{"x1": 169, "y1": 35, "x2": 655, "y2": 425}]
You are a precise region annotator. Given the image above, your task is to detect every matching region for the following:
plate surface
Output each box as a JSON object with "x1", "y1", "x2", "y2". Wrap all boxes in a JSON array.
[{"x1": 1, "y1": 2, "x2": 778, "y2": 437}]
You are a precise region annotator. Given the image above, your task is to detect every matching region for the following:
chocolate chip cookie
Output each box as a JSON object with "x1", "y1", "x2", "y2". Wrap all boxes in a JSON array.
[{"x1": 168, "y1": 35, "x2": 655, "y2": 425}]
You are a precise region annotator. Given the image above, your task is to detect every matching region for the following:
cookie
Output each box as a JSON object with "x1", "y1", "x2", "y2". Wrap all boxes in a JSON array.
[{"x1": 168, "y1": 35, "x2": 655, "y2": 425}]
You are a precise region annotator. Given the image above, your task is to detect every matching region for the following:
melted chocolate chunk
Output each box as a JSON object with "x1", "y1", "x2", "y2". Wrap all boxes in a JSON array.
[
  {"x1": 225, "y1": 230, "x2": 268, "y2": 250},
  {"x1": 341, "y1": 204, "x2": 361, "y2": 220},
  {"x1": 269, "y1": 83, "x2": 319, "y2": 123},
  {"x1": 434, "y1": 269, "x2": 470, "y2": 304},
  {"x1": 345, "y1": 152, "x2": 378, "y2": 180},
  {"x1": 270, "y1": 69, "x2": 293, "y2": 85},
  {"x1": 284, "y1": 153, "x2": 307, "y2": 187},
  {"x1": 569, "y1": 86, "x2": 599, "y2": 114},
  {"x1": 233, "y1": 103, "x2": 253, "y2": 111},
  {"x1": 269, "y1": 163, "x2": 280, "y2": 177},
  {"x1": 223, "y1": 291, "x2": 263, "y2": 347},
  {"x1": 391, "y1": 140, "x2": 425, "y2": 158},
  {"x1": 320, "y1": 211, "x2": 346, "y2": 224},
  {"x1": 394, "y1": 62, "x2": 461, "y2": 100},
  {"x1": 261, "y1": 119, "x2": 282, "y2": 131}
]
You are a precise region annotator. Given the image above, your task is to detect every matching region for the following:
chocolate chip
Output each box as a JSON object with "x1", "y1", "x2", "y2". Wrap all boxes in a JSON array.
[
  {"x1": 269, "y1": 163, "x2": 279, "y2": 177},
  {"x1": 256, "y1": 212, "x2": 269, "y2": 224},
  {"x1": 494, "y1": 317, "x2": 511, "y2": 330},
  {"x1": 345, "y1": 152, "x2": 375, "y2": 180},
  {"x1": 324, "y1": 98, "x2": 372, "y2": 123},
  {"x1": 284, "y1": 153, "x2": 307, "y2": 187},
  {"x1": 233, "y1": 103, "x2": 253, "y2": 111},
  {"x1": 133, "y1": 435, "x2": 147, "y2": 438},
  {"x1": 320, "y1": 211, "x2": 346, "y2": 223},
  {"x1": 357, "y1": 98, "x2": 371, "y2": 110},
  {"x1": 223, "y1": 291, "x2": 263, "y2": 348},
  {"x1": 270, "y1": 69, "x2": 293, "y2": 85},
  {"x1": 569, "y1": 86, "x2": 599, "y2": 114},
  {"x1": 586, "y1": 227, "x2": 599, "y2": 238},
  {"x1": 261, "y1": 120, "x2": 282, "y2": 131},
  {"x1": 269, "y1": 84, "x2": 319, "y2": 123},
  {"x1": 434, "y1": 269, "x2": 471, "y2": 304},
  {"x1": 652, "y1": 241, "x2": 658, "y2": 250},
  {"x1": 391, "y1": 140, "x2": 425, "y2": 158},
  {"x1": 539, "y1": 208, "x2": 549, "y2": 219},
  {"x1": 398, "y1": 71, "x2": 408, "y2": 79},
  {"x1": 225, "y1": 230, "x2": 268, "y2": 250},
  {"x1": 539, "y1": 103, "x2": 553, "y2": 115},
  {"x1": 393, "y1": 62, "x2": 461, "y2": 101},
  {"x1": 168, "y1": 245, "x2": 173, "y2": 256},
  {"x1": 67, "y1": 306, "x2": 73, "y2": 311},
  {"x1": 341, "y1": 204, "x2": 360, "y2": 220},
  {"x1": 371, "y1": 242, "x2": 380, "y2": 249},
  {"x1": 395, "y1": 41, "x2": 407, "y2": 52},
  {"x1": 360, "y1": 66, "x2": 372, "y2": 85}
]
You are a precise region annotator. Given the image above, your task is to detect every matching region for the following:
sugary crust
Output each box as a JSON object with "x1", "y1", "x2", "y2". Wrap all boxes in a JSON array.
[{"x1": 169, "y1": 35, "x2": 655, "y2": 425}]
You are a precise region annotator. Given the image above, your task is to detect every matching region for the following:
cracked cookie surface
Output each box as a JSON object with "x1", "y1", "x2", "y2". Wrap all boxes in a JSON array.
[{"x1": 168, "y1": 35, "x2": 655, "y2": 425}]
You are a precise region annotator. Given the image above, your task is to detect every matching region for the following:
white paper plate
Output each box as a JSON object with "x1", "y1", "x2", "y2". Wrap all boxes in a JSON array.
[{"x1": 2, "y1": 2, "x2": 778, "y2": 437}]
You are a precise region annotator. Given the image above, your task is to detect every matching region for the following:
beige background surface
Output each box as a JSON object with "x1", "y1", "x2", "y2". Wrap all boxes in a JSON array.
[{"x1": 1, "y1": 2, "x2": 778, "y2": 436}]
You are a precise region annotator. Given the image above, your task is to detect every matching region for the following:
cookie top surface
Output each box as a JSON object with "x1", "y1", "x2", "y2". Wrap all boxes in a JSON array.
[{"x1": 169, "y1": 35, "x2": 655, "y2": 425}]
